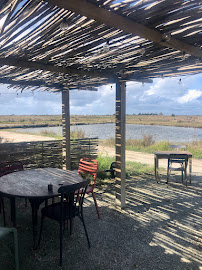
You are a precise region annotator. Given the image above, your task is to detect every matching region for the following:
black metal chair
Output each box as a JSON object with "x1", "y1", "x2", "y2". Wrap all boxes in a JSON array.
[
  {"x1": 167, "y1": 145, "x2": 188, "y2": 186},
  {"x1": 0, "y1": 161, "x2": 24, "y2": 226},
  {"x1": 38, "y1": 179, "x2": 91, "y2": 266}
]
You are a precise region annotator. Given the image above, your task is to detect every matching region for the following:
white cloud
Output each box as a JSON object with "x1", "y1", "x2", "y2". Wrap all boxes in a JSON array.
[
  {"x1": 146, "y1": 77, "x2": 187, "y2": 98},
  {"x1": 177, "y1": 89, "x2": 202, "y2": 104},
  {"x1": 0, "y1": 73, "x2": 201, "y2": 115}
]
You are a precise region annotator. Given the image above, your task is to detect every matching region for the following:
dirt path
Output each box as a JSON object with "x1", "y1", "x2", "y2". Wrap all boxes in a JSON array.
[
  {"x1": 0, "y1": 130, "x2": 56, "y2": 143},
  {"x1": 98, "y1": 145, "x2": 202, "y2": 175}
]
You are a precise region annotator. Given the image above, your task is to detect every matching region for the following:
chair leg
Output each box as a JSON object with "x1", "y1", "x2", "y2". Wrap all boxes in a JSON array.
[
  {"x1": 25, "y1": 198, "x2": 28, "y2": 208},
  {"x1": 185, "y1": 168, "x2": 187, "y2": 187},
  {"x1": 59, "y1": 220, "x2": 63, "y2": 266},
  {"x1": 12, "y1": 228, "x2": 19, "y2": 270},
  {"x1": 0, "y1": 197, "x2": 6, "y2": 226},
  {"x1": 38, "y1": 215, "x2": 44, "y2": 247},
  {"x1": 166, "y1": 159, "x2": 170, "y2": 184},
  {"x1": 79, "y1": 211, "x2": 91, "y2": 248},
  {"x1": 166, "y1": 169, "x2": 169, "y2": 184},
  {"x1": 92, "y1": 191, "x2": 101, "y2": 219},
  {"x1": 69, "y1": 218, "x2": 73, "y2": 236}
]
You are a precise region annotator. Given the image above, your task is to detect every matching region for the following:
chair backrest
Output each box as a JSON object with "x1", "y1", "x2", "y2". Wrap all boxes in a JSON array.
[
  {"x1": 58, "y1": 179, "x2": 90, "y2": 211},
  {"x1": 0, "y1": 161, "x2": 24, "y2": 177},
  {"x1": 169, "y1": 144, "x2": 187, "y2": 151},
  {"x1": 78, "y1": 158, "x2": 98, "y2": 188}
]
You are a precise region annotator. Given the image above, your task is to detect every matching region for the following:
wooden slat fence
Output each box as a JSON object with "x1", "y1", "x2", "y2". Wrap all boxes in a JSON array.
[{"x1": 0, "y1": 138, "x2": 98, "y2": 170}]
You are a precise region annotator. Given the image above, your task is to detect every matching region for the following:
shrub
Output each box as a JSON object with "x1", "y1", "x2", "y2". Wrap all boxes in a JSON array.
[
  {"x1": 70, "y1": 130, "x2": 85, "y2": 139},
  {"x1": 97, "y1": 154, "x2": 114, "y2": 179},
  {"x1": 141, "y1": 134, "x2": 155, "y2": 147}
]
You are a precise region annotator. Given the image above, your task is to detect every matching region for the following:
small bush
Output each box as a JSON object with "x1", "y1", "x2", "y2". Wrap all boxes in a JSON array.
[
  {"x1": 97, "y1": 154, "x2": 114, "y2": 179},
  {"x1": 141, "y1": 134, "x2": 155, "y2": 147},
  {"x1": 40, "y1": 130, "x2": 57, "y2": 137},
  {"x1": 70, "y1": 130, "x2": 85, "y2": 140}
]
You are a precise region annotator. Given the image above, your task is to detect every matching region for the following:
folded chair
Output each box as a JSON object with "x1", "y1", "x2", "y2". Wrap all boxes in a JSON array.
[
  {"x1": 78, "y1": 157, "x2": 100, "y2": 219},
  {"x1": 38, "y1": 179, "x2": 90, "y2": 266},
  {"x1": 167, "y1": 145, "x2": 188, "y2": 186},
  {"x1": 0, "y1": 161, "x2": 24, "y2": 225},
  {"x1": 0, "y1": 227, "x2": 19, "y2": 270}
]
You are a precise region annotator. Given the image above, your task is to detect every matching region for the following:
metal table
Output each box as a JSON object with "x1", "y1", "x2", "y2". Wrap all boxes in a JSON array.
[
  {"x1": 0, "y1": 167, "x2": 84, "y2": 248},
  {"x1": 153, "y1": 151, "x2": 192, "y2": 184}
]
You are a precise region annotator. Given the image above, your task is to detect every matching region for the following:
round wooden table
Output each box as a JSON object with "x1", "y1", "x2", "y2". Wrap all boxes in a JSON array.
[{"x1": 0, "y1": 168, "x2": 84, "y2": 248}]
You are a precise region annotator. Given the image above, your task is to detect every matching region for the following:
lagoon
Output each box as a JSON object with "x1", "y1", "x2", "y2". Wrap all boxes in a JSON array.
[{"x1": 16, "y1": 123, "x2": 202, "y2": 143}]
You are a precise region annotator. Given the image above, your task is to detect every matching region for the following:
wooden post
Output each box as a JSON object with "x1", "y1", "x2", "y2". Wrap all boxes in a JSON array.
[
  {"x1": 62, "y1": 89, "x2": 71, "y2": 170},
  {"x1": 115, "y1": 79, "x2": 126, "y2": 209}
]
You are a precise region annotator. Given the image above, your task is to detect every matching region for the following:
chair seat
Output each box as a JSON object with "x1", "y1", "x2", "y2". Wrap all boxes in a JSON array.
[
  {"x1": 0, "y1": 227, "x2": 14, "y2": 238},
  {"x1": 170, "y1": 159, "x2": 184, "y2": 163},
  {"x1": 41, "y1": 202, "x2": 78, "y2": 221},
  {"x1": 75, "y1": 185, "x2": 93, "y2": 195},
  {"x1": 169, "y1": 166, "x2": 185, "y2": 171}
]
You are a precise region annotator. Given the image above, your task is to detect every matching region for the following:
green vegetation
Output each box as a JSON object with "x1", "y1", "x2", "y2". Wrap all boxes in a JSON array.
[
  {"x1": 96, "y1": 154, "x2": 153, "y2": 182},
  {"x1": 100, "y1": 135, "x2": 202, "y2": 159},
  {"x1": 1, "y1": 114, "x2": 202, "y2": 129}
]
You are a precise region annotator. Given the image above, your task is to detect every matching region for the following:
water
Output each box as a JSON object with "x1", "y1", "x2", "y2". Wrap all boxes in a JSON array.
[{"x1": 16, "y1": 123, "x2": 202, "y2": 143}]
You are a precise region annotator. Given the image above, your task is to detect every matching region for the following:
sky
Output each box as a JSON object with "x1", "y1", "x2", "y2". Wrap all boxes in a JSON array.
[{"x1": 0, "y1": 73, "x2": 201, "y2": 115}]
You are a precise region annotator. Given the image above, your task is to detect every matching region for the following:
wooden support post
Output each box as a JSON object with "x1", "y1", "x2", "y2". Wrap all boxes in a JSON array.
[
  {"x1": 62, "y1": 89, "x2": 71, "y2": 170},
  {"x1": 115, "y1": 79, "x2": 126, "y2": 209}
]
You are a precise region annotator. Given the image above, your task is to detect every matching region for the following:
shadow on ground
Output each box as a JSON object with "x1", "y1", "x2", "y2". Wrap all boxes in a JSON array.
[{"x1": 0, "y1": 172, "x2": 201, "y2": 270}]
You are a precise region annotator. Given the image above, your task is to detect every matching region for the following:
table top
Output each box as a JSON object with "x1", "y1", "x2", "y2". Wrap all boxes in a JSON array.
[
  {"x1": 0, "y1": 168, "x2": 84, "y2": 199},
  {"x1": 153, "y1": 151, "x2": 192, "y2": 158}
]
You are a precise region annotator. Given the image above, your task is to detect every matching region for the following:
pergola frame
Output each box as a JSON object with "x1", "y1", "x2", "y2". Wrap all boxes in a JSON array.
[{"x1": 0, "y1": 0, "x2": 201, "y2": 208}]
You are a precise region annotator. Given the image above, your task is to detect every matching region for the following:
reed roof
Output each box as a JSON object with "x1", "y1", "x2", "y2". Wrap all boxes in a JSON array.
[{"x1": 0, "y1": 0, "x2": 201, "y2": 92}]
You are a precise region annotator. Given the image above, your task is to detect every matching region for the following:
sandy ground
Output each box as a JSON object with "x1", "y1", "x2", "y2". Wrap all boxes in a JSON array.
[{"x1": 0, "y1": 130, "x2": 56, "y2": 143}]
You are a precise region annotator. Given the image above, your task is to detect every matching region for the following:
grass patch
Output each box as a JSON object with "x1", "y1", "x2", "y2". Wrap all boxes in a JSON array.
[
  {"x1": 96, "y1": 154, "x2": 153, "y2": 184},
  {"x1": 126, "y1": 161, "x2": 154, "y2": 177}
]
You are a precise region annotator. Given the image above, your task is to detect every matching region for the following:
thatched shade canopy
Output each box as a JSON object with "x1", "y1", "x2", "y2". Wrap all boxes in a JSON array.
[{"x1": 0, "y1": 0, "x2": 201, "y2": 92}]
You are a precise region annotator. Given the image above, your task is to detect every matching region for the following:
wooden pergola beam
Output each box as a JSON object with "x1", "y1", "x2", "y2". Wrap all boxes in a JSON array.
[
  {"x1": 46, "y1": 0, "x2": 202, "y2": 58},
  {"x1": 0, "y1": 57, "x2": 116, "y2": 82},
  {"x1": 62, "y1": 89, "x2": 71, "y2": 170},
  {"x1": 0, "y1": 78, "x2": 66, "y2": 89},
  {"x1": 115, "y1": 79, "x2": 126, "y2": 209}
]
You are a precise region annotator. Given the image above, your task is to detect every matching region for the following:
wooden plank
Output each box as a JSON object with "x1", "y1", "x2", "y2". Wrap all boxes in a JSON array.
[
  {"x1": 0, "y1": 78, "x2": 67, "y2": 90},
  {"x1": 115, "y1": 78, "x2": 126, "y2": 209},
  {"x1": 62, "y1": 89, "x2": 71, "y2": 170},
  {"x1": 47, "y1": 0, "x2": 202, "y2": 58},
  {"x1": 0, "y1": 57, "x2": 116, "y2": 81}
]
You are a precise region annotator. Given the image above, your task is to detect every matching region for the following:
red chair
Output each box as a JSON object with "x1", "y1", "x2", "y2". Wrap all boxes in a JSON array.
[
  {"x1": 0, "y1": 161, "x2": 24, "y2": 177},
  {"x1": 77, "y1": 157, "x2": 100, "y2": 219},
  {"x1": 0, "y1": 161, "x2": 24, "y2": 225}
]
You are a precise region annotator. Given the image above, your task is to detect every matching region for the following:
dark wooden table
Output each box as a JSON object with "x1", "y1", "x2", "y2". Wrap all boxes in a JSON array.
[
  {"x1": 153, "y1": 151, "x2": 192, "y2": 184},
  {"x1": 0, "y1": 168, "x2": 84, "y2": 248}
]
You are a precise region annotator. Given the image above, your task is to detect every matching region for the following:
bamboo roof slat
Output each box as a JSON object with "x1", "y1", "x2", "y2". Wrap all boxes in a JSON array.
[{"x1": 0, "y1": 0, "x2": 201, "y2": 92}]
